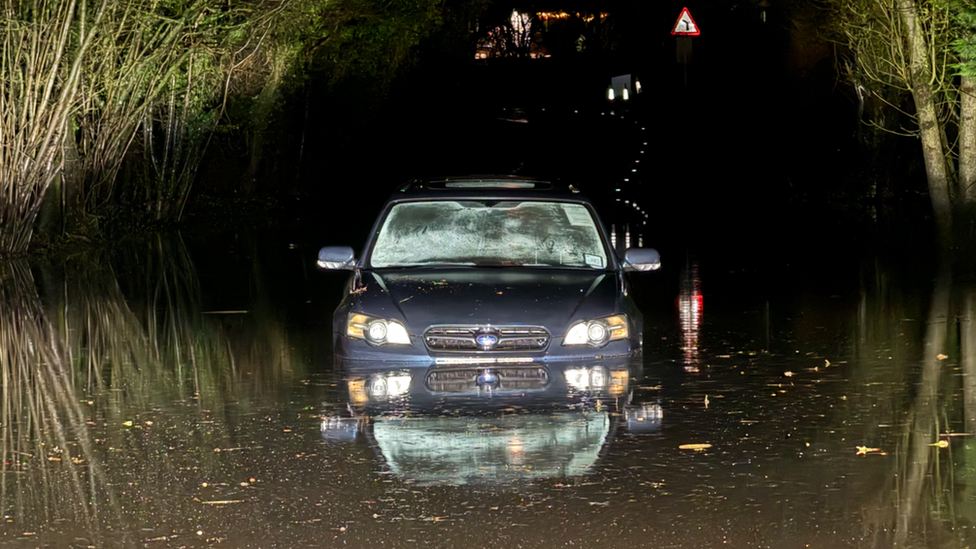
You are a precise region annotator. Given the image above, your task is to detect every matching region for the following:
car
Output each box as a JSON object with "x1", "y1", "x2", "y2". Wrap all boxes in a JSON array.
[{"x1": 317, "y1": 175, "x2": 661, "y2": 365}]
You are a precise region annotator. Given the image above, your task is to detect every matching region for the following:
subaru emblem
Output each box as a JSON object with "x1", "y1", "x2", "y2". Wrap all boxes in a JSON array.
[{"x1": 476, "y1": 334, "x2": 498, "y2": 347}]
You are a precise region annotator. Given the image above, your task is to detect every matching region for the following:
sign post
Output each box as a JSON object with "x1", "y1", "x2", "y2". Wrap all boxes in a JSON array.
[{"x1": 671, "y1": 7, "x2": 700, "y2": 88}]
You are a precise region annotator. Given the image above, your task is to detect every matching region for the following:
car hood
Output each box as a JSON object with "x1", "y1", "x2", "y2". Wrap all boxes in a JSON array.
[{"x1": 355, "y1": 268, "x2": 619, "y2": 335}]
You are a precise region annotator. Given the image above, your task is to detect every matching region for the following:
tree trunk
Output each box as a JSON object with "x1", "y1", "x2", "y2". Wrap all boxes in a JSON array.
[
  {"x1": 897, "y1": 0, "x2": 952, "y2": 229},
  {"x1": 960, "y1": 76, "x2": 976, "y2": 204}
]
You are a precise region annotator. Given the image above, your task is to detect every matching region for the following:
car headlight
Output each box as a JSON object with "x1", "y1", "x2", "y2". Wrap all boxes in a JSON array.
[
  {"x1": 562, "y1": 315, "x2": 629, "y2": 347},
  {"x1": 347, "y1": 313, "x2": 411, "y2": 346}
]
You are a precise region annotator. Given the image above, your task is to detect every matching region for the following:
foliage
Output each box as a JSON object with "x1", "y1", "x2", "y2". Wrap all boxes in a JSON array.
[
  {"x1": 826, "y1": 0, "x2": 976, "y2": 222},
  {"x1": 0, "y1": 0, "x2": 103, "y2": 254},
  {"x1": 0, "y1": 0, "x2": 451, "y2": 254},
  {"x1": 947, "y1": 0, "x2": 976, "y2": 76},
  {"x1": 475, "y1": 6, "x2": 535, "y2": 58}
]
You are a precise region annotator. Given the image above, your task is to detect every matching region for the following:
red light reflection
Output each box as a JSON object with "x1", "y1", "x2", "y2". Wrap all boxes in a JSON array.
[{"x1": 677, "y1": 263, "x2": 703, "y2": 372}]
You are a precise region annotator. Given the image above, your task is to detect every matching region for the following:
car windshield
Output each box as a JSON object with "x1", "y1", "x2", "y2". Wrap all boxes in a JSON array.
[{"x1": 368, "y1": 200, "x2": 609, "y2": 269}]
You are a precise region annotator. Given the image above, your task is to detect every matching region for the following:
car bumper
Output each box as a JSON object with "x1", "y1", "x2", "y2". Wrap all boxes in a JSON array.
[{"x1": 333, "y1": 334, "x2": 642, "y2": 366}]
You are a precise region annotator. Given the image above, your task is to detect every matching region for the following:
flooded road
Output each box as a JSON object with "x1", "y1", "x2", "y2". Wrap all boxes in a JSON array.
[{"x1": 3, "y1": 231, "x2": 974, "y2": 548}]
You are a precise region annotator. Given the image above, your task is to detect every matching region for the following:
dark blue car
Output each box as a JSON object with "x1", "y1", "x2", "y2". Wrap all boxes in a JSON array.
[{"x1": 318, "y1": 176, "x2": 660, "y2": 366}]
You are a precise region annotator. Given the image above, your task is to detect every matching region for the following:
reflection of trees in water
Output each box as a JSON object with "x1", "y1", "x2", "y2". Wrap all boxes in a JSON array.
[
  {"x1": 1, "y1": 235, "x2": 300, "y2": 544},
  {"x1": 0, "y1": 261, "x2": 117, "y2": 544},
  {"x1": 853, "y1": 258, "x2": 976, "y2": 547},
  {"x1": 51, "y1": 235, "x2": 297, "y2": 403}
]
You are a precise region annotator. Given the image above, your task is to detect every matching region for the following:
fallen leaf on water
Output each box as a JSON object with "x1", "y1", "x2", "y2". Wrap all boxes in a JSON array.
[
  {"x1": 122, "y1": 421, "x2": 133, "y2": 427},
  {"x1": 704, "y1": 395, "x2": 709, "y2": 409},
  {"x1": 930, "y1": 440, "x2": 949, "y2": 448},
  {"x1": 940, "y1": 433, "x2": 972, "y2": 437},
  {"x1": 201, "y1": 500, "x2": 244, "y2": 505},
  {"x1": 856, "y1": 446, "x2": 882, "y2": 455},
  {"x1": 679, "y1": 443, "x2": 712, "y2": 451},
  {"x1": 784, "y1": 371, "x2": 795, "y2": 377},
  {"x1": 825, "y1": 359, "x2": 831, "y2": 366},
  {"x1": 937, "y1": 354, "x2": 949, "y2": 360}
]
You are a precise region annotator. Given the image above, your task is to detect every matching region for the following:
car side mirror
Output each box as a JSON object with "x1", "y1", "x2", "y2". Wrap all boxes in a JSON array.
[
  {"x1": 317, "y1": 246, "x2": 356, "y2": 270},
  {"x1": 623, "y1": 248, "x2": 661, "y2": 272}
]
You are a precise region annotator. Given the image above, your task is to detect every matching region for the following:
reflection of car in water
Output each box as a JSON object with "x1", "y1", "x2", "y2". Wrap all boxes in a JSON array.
[
  {"x1": 321, "y1": 358, "x2": 663, "y2": 485},
  {"x1": 317, "y1": 176, "x2": 661, "y2": 364}
]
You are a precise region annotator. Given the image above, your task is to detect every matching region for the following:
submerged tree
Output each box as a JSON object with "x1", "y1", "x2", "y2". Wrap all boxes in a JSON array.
[{"x1": 829, "y1": 0, "x2": 976, "y2": 233}]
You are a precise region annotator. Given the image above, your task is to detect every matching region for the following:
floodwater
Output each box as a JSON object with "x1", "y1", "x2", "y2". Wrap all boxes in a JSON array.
[
  {"x1": 1, "y1": 76, "x2": 970, "y2": 547},
  {"x1": 2, "y1": 227, "x2": 975, "y2": 549}
]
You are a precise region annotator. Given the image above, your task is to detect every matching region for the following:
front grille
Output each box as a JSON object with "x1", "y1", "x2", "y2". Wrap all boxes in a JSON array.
[
  {"x1": 424, "y1": 325, "x2": 550, "y2": 353},
  {"x1": 426, "y1": 367, "x2": 550, "y2": 393}
]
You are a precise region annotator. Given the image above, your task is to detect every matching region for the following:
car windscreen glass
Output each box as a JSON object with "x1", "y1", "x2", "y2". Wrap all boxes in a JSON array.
[{"x1": 369, "y1": 201, "x2": 608, "y2": 269}]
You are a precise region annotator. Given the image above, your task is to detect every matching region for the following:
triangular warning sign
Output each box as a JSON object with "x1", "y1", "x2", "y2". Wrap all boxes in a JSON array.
[{"x1": 671, "y1": 7, "x2": 700, "y2": 36}]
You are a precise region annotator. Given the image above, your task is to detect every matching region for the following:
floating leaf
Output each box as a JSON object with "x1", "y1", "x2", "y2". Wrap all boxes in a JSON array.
[
  {"x1": 929, "y1": 440, "x2": 949, "y2": 448},
  {"x1": 679, "y1": 443, "x2": 712, "y2": 451},
  {"x1": 937, "y1": 354, "x2": 949, "y2": 361},
  {"x1": 856, "y1": 446, "x2": 882, "y2": 455}
]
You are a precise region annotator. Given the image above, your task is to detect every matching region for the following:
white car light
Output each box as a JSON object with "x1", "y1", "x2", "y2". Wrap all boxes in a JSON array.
[
  {"x1": 587, "y1": 322, "x2": 608, "y2": 344},
  {"x1": 367, "y1": 321, "x2": 388, "y2": 341},
  {"x1": 385, "y1": 322, "x2": 410, "y2": 345},
  {"x1": 347, "y1": 313, "x2": 411, "y2": 346},
  {"x1": 563, "y1": 315, "x2": 629, "y2": 347}
]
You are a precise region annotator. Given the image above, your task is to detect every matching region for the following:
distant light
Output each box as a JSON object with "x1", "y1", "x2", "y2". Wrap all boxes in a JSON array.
[
  {"x1": 624, "y1": 200, "x2": 630, "y2": 204},
  {"x1": 632, "y1": 169, "x2": 637, "y2": 172},
  {"x1": 623, "y1": 178, "x2": 629, "y2": 182},
  {"x1": 622, "y1": 87, "x2": 630, "y2": 101},
  {"x1": 607, "y1": 86, "x2": 615, "y2": 101},
  {"x1": 615, "y1": 188, "x2": 621, "y2": 192},
  {"x1": 635, "y1": 160, "x2": 640, "y2": 163},
  {"x1": 635, "y1": 79, "x2": 642, "y2": 94}
]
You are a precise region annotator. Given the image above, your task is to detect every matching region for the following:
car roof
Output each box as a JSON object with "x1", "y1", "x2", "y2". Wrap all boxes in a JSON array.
[{"x1": 390, "y1": 175, "x2": 589, "y2": 202}]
